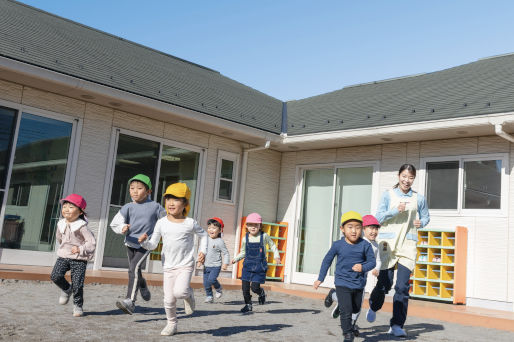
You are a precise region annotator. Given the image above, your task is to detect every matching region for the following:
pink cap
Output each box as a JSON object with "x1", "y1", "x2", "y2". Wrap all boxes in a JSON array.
[
  {"x1": 362, "y1": 215, "x2": 380, "y2": 228},
  {"x1": 246, "y1": 213, "x2": 262, "y2": 224},
  {"x1": 60, "y1": 194, "x2": 87, "y2": 211}
]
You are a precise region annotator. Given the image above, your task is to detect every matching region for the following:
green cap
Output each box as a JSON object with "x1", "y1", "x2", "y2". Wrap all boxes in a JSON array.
[{"x1": 128, "y1": 174, "x2": 152, "y2": 190}]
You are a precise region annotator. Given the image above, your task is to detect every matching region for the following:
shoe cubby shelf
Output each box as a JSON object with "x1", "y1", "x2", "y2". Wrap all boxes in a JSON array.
[
  {"x1": 236, "y1": 217, "x2": 289, "y2": 282},
  {"x1": 410, "y1": 226, "x2": 467, "y2": 305}
]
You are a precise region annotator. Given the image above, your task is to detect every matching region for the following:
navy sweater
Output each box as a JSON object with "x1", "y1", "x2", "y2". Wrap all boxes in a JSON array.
[{"x1": 317, "y1": 238, "x2": 376, "y2": 289}]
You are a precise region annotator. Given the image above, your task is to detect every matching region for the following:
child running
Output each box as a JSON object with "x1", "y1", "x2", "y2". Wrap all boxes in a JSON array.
[
  {"x1": 138, "y1": 183, "x2": 207, "y2": 336},
  {"x1": 324, "y1": 214, "x2": 382, "y2": 336},
  {"x1": 231, "y1": 213, "x2": 280, "y2": 313},
  {"x1": 50, "y1": 194, "x2": 96, "y2": 317},
  {"x1": 110, "y1": 174, "x2": 166, "y2": 314},
  {"x1": 201, "y1": 217, "x2": 230, "y2": 303},
  {"x1": 314, "y1": 211, "x2": 376, "y2": 342}
]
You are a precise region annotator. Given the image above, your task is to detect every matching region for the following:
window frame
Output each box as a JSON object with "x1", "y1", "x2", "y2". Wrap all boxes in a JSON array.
[
  {"x1": 214, "y1": 150, "x2": 239, "y2": 204},
  {"x1": 419, "y1": 153, "x2": 509, "y2": 217}
]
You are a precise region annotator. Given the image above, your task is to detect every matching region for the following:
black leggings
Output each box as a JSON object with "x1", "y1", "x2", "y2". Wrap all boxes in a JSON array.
[
  {"x1": 242, "y1": 280, "x2": 263, "y2": 304},
  {"x1": 336, "y1": 286, "x2": 364, "y2": 334}
]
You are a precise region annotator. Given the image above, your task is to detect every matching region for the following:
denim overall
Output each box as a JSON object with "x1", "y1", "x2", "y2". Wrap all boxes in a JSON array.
[{"x1": 241, "y1": 233, "x2": 268, "y2": 284}]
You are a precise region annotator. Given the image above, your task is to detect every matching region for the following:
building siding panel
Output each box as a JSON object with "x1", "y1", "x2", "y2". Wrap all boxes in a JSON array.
[
  {"x1": 0, "y1": 78, "x2": 23, "y2": 103},
  {"x1": 21, "y1": 86, "x2": 86, "y2": 118}
]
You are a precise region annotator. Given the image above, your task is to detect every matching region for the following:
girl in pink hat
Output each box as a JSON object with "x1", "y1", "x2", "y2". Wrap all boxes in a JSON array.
[
  {"x1": 232, "y1": 212, "x2": 280, "y2": 313},
  {"x1": 50, "y1": 194, "x2": 96, "y2": 317}
]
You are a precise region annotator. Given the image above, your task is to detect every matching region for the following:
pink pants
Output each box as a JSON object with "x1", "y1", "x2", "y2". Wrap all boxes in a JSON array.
[{"x1": 163, "y1": 265, "x2": 194, "y2": 325}]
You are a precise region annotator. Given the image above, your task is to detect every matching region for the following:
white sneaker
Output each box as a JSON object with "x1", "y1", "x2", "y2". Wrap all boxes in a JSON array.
[
  {"x1": 388, "y1": 325, "x2": 407, "y2": 337},
  {"x1": 184, "y1": 289, "x2": 195, "y2": 315},
  {"x1": 73, "y1": 305, "x2": 83, "y2": 317},
  {"x1": 215, "y1": 288, "x2": 223, "y2": 299},
  {"x1": 59, "y1": 290, "x2": 71, "y2": 305},
  {"x1": 160, "y1": 323, "x2": 177, "y2": 336},
  {"x1": 204, "y1": 296, "x2": 213, "y2": 303},
  {"x1": 366, "y1": 308, "x2": 376, "y2": 323}
]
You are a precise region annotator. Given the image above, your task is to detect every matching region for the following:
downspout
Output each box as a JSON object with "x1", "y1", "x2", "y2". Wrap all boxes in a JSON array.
[
  {"x1": 232, "y1": 140, "x2": 271, "y2": 278},
  {"x1": 494, "y1": 123, "x2": 514, "y2": 143}
]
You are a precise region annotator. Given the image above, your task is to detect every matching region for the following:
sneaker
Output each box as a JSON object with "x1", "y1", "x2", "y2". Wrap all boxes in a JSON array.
[
  {"x1": 184, "y1": 289, "x2": 195, "y2": 315},
  {"x1": 331, "y1": 304, "x2": 340, "y2": 319},
  {"x1": 324, "y1": 288, "x2": 335, "y2": 308},
  {"x1": 160, "y1": 323, "x2": 177, "y2": 336},
  {"x1": 388, "y1": 325, "x2": 407, "y2": 337},
  {"x1": 343, "y1": 332, "x2": 354, "y2": 342},
  {"x1": 204, "y1": 296, "x2": 213, "y2": 303},
  {"x1": 139, "y1": 280, "x2": 151, "y2": 301},
  {"x1": 240, "y1": 304, "x2": 253, "y2": 313},
  {"x1": 215, "y1": 287, "x2": 223, "y2": 299},
  {"x1": 73, "y1": 305, "x2": 83, "y2": 317},
  {"x1": 116, "y1": 298, "x2": 135, "y2": 315},
  {"x1": 258, "y1": 290, "x2": 266, "y2": 305},
  {"x1": 59, "y1": 289, "x2": 71, "y2": 305},
  {"x1": 366, "y1": 308, "x2": 376, "y2": 323}
]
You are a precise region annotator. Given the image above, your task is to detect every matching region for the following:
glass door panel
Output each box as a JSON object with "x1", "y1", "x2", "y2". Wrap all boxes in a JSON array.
[
  {"x1": 0, "y1": 107, "x2": 17, "y2": 190},
  {"x1": 295, "y1": 169, "x2": 334, "y2": 274},
  {"x1": 2, "y1": 113, "x2": 72, "y2": 251},
  {"x1": 102, "y1": 134, "x2": 160, "y2": 268}
]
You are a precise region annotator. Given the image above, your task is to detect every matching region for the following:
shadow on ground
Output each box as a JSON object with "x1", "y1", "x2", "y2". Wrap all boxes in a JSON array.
[
  {"x1": 184, "y1": 323, "x2": 294, "y2": 336},
  {"x1": 357, "y1": 323, "x2": 445, "y2": 341}
]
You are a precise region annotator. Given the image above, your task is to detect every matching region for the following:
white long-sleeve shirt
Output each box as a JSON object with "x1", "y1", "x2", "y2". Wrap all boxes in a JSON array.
[
  {"x1": 364, "y1": 237, "x2": 382, "y2": 272},
  {"x1": 140, "y1": 216, "x2": 207, "y2": 269}
]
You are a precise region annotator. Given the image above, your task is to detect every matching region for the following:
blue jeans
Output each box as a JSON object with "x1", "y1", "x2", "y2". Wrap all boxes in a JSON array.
[
  {"x1": 369, "y1": 263, "x2": 412, "y2": 327},
  {"x1": 203, "y1": 266, "x2": 222, "y2": 297}
]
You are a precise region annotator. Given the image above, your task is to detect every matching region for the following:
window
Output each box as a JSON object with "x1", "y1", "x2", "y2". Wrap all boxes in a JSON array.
[
  {"x1": 215, "y1": 151, "x2": 238, "y2": 203},
  {"x1": 422, "y1": 154, "x2": 506, "y2": 214}
]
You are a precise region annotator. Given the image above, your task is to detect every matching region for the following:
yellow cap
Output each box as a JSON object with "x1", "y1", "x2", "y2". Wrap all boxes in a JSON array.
[
  {"x1": 163, "y1": 183, "x2": 191, "y2": 216},
  {"x1": 340, "y1": 211, "x2": 363, "y2": 225}
]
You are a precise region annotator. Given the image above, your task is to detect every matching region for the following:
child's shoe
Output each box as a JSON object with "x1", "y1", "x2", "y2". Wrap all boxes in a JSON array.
[
  {"x1": 258, "y1": 290, "x2": 266, "y2": 305},
  {"x1": 366, "y1": 308, "x2": 376, "y2": 323},
  {"x1": 343, "y1": 332, "x2": 354, "y2": 342},
  {"x1": 331, "y1": 304, "x2": 340, "y2": 318},
  {"x1": 204, "y1": 296, "x2": 213, "y2": 303},
  {"x1": 324, "y1": 288, "x2": 336, "y2": 308},
  {"x1": 388, "y1": 325, "x2": 407, "y2": 337},
  {"x1": 139, "y1": 279, "x2": 151, "y2": 301},
  {"x1": 116, "y1": 298, "x2": 135, "y2": 315},
  {"x1": 352, "y1": 324, "x2": 360, "y2": 337},
  {"x1": 215, "y1": 287, "x2": 223, "y2": 299},
  {"x1": 160, "y1": 323, "x2": 177, "y2": 336},
  {"x1": 73, "y1": 305, "x2": 83, "y2": 317},
  {"x1": 59, "y1": 289, "x2": 71, "y2": 305},
  {"x1": 240, "y1": 304, "x2": 253, "y2": 313},
  {"x1": 184, "y1": 289, "x2": 195, "y2": 315}
]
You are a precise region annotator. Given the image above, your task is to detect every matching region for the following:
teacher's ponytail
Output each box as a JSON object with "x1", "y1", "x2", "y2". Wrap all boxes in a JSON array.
[{"x1": 393, "y1": 164, "x2": 417, "y2": 188}]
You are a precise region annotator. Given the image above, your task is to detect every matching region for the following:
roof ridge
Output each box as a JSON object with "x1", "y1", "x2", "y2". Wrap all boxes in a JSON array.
[
  {"x1": 8, "y1": 0, "x2": 220, "y2": 74},
  {"x1": 477, "y1": 51, "x2": 514, "y2": 61}
]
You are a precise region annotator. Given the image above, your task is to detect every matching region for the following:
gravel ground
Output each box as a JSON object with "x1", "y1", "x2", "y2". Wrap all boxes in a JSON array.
[{"x1": 0, "y1": 279, "x2": 513, "y2": 341}]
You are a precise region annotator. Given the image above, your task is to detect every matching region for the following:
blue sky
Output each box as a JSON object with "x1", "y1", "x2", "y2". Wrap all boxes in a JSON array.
[{"x1": 16, "y1": 0, "x2": 514, "y2": 101}]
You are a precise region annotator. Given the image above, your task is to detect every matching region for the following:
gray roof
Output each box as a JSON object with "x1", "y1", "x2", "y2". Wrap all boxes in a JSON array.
[
  {"x1": 286, "y1": 54, "x2": 514, "y2": 135},
  {"x1": 0, "y1": 0, "x2": 283, "y2": 133}
]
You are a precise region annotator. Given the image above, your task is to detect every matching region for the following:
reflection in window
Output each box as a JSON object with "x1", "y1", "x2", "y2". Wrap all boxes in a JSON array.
[
  {"x1": 464, "y1": 160, "x2": 501, "y2": 209},
  {"x1": 426, "y1": 161, "x2": 459, "y2": 210}
]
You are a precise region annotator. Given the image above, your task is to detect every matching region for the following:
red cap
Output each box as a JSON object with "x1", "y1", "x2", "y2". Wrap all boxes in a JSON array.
[
  {"x1": 362, "y1": 215, "x2": 380, "y2": 228},
  {"x1": 209, "y1": 217, "x2": 224, "y2": 231},
  {"x1": 60, "y1": 194, "x2": 87, "y2": 211}
]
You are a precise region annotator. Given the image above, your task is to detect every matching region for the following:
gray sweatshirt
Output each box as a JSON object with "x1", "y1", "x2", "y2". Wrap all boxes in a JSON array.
[{"x1": 204, "y1": 236, "x2": 230, "y2": 267}]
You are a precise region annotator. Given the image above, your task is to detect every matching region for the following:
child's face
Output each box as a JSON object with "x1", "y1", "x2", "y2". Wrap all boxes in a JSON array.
[
  {"x1": 165, "y1": 197, "x2": 186, "y2": 217},
  {"x1": 130, "y1": 181, "x2": 151, "y2": 203},
  {"x1": 207, "y1": 224, "x2": 221, "y2": 239},
  {"x1": 341, "y1": 220, "x2": 362, "y2": 244},
  {"x1": 246, "y1": 222, "x2": 261, "y2": 236},
  {"x1": 363, "y1": 225, "x2": 379, "y2": 241},
  {"x1": 62, "y1": 202, "x2": 81, "y2": 222}
]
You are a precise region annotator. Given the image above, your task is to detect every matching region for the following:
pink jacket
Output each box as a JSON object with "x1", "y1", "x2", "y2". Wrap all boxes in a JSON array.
[{"x1": 56, "y1": 218, "x2": 96, "y2": 261}]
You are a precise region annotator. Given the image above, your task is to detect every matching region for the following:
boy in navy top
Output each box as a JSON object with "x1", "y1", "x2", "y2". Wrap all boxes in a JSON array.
[{"x1": 314, "y1": 211, "x2": 375, "y2": 342}]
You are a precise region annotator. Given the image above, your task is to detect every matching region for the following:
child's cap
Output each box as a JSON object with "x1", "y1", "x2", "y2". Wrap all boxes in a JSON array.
[
  {"x1": 246, "y1": 213, "x2": 262, "y2": 224},
  {"x1": 60, "y1": 194, "x2": 87, "y2": 211},
  {"x1": 362, "y1": 215, "x2": 380, "y2": 228},
  {"x1": 209, "y1": 217, "x2": 224, "y2": 231},
  {"x1": 340, "y1": 211, "x2": 362, "y2": 226},
  {"x1": 163, "y1": 183, "x2": 191, "y2": 215},
  {"x1": 128, "y1": 174, "x2": 152, "y2": 190}
]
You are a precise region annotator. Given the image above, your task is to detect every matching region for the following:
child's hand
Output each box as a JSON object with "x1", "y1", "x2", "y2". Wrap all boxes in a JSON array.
[
  {"x1": 197, "y1": 252, "x2": 205, "y2": 264},
  {"x1": 138, "y1": 233, "x2": 148, "y2": 243},
  {"x1": 221, "y1": 264, "x2": 228, "y2": 270},
  {"x1": 313, "y1": 280, "x2": 322, "y2": 290},
  {"x1": 371, "y1": 269, "x2": 379, "y2": 277},
  {"x1": 274, "y1": 257, "x2": 281, "y2": 265},
  {"x1": 71, "y1": 246, "x2": 80, "y2": 254},
  {"x1": 121, "y1": 224, "x2": 130, "y2": 234},
  {"x1": 231, "y1": 259, "x2": 237, "y2": 264},
  {"x1": 352, "y1": 263, "x2": 363, "y2": 272}
]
